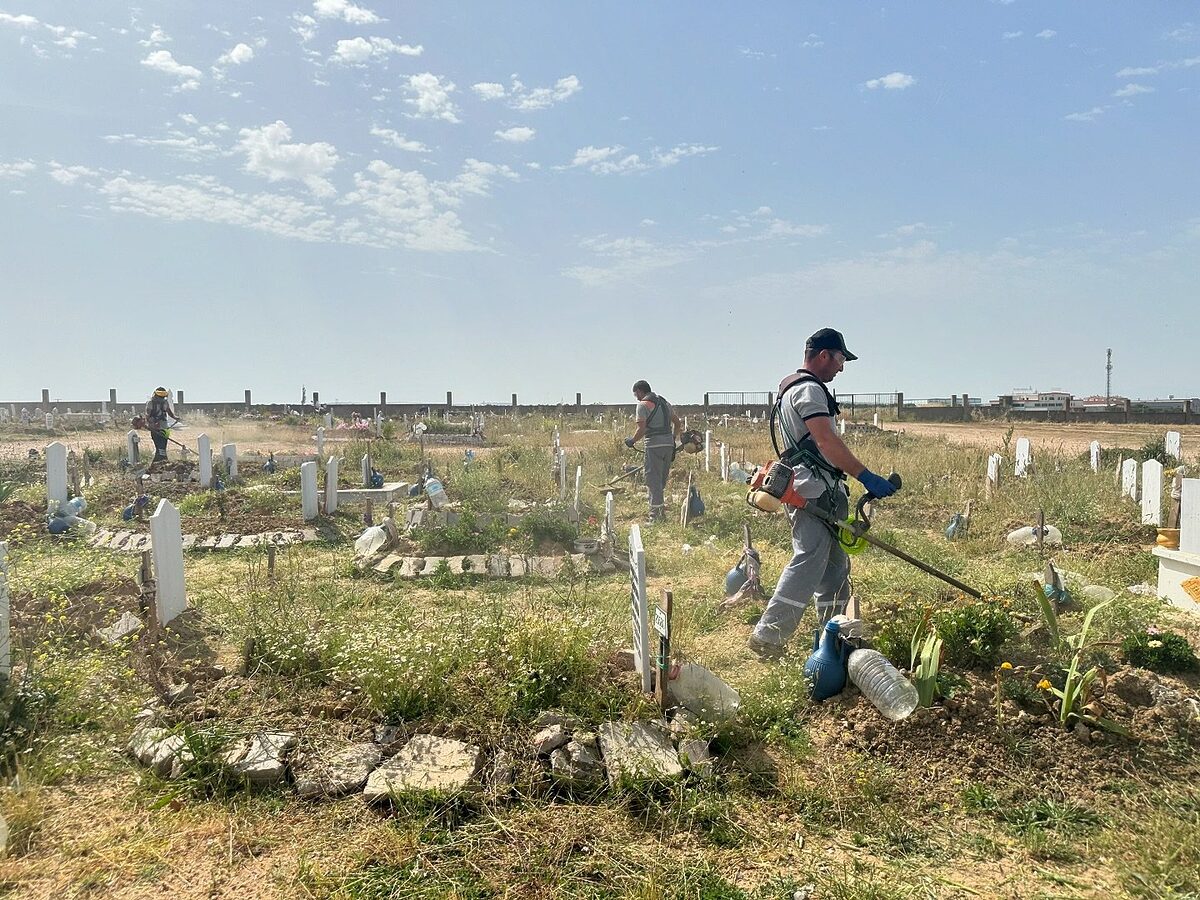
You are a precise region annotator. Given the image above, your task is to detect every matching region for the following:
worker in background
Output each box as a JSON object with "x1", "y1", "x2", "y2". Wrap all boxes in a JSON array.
[
  {"x1": 144, "y1": 387, "x2": 180, "y2": 463},
  {"x1": 748, "y1": 329, "x2": 899, "y2": 660},
  {"x1": 625, "y1": 380, "x2": 682, "y2": 523}
]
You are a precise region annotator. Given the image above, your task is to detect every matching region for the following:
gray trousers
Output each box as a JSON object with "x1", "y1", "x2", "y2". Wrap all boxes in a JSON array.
[
  {"x1": 752, "y1": 487, "x2": 851, "y2": 647},
  {"x1": 643, "y1": 444, "x2": 673, "y2": 518}
]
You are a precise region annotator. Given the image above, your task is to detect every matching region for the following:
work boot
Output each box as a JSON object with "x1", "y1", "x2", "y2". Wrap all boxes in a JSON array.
[{"x1": 747, "y1": 634, "x2": 786, "y2": 661}]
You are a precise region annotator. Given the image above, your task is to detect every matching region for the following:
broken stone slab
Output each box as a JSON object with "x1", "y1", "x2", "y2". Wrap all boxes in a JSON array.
[
  {"x1": 197, "y1": 536, "x2": 220, "y2": 549},
  {"x1": 294, "y1": 742, "x2": 382, "y2": 800},
  {"x1": 527, "y1": 557, "x2": 562, "y2": 577},
  {"x1": 677, "y1": 738, "x2": 715, "y2": 776},
  {"x1": 217, "y1": 534, "x2": 239, "y2": 550},
  {"x1": 235, "y1": 534, "x2": 261, "y2": 548},
  {"x1": 110, "y1": 532, "x2": 135, "y2": 551},
  {"x1": 486, "y1": 554, "x2": 509, "y2": 577},
  {"x1": 165, "y1": 682, "x2": 195, "y2": 705},
  {"x1": 550, "y1": 740, "x2": 605, "y2": 790},
  {"x1": 180, "y1": 534, "x2": 198, "y2": 551},
  {"x1": 419, "y1": 557, "x2": 446, "y2": 577},
  {"x1": 363, "y1": 734, "x2": 483, "y2": 801},
  {"x1": 222, "y1": 731, "x2": 297, "y2": 786},
  {"x1": 127, "y1": 724, "x2": 171, "y2": 766},
  {"x1": 508, "y1": 555, "x2": 529, "y2": 578},
  {"x1": 97, "y1": 611, "x2": 143, "y2": 644},
  {"x1": 447, "y1": 556, "x2": 467, "y2": 575},
  {"x1": 90, "y1": 529, "x2": 113, "y2": 547},
  {"x1": 531, "y1": 710, "x2": 583, "y2": 731},
  {"x1": 532, "y1": 724, "x2": 570, "y2": 755},
  {"x1": 373, "y1": 553, "x2": 404, "y2": 574},
  {"x1": 398, "y1": 557, "x2": 421, "y2": 578},
  {"x1": 463, "y1": 554, "x2": 487, "y2": 574},
  {"x1": 130, "y1": 534, "x2": 153, "y2": 552},
  {"x1": 597, "y1": 721, "x2": 683, "y2": 787},
  {"x1": 148, "y1": 734, "x2": 188, "y2": 778}
]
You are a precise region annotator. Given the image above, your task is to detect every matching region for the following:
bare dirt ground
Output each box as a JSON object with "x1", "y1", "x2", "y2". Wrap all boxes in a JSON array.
[{"x1": 883, "y1": 420, "x2": 1200, "y2": 455}]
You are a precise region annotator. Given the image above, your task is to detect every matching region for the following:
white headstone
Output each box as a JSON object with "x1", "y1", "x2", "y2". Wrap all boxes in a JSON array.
[
  {"x1": 1121, "y1": 458, "x2": 1138, "y2": 501},
  {"x1": 704, "y1": 430, "x2": 712, "y2": 472},
  {"x1": 1141, "y1": 459, "x2": 1164, "y2": 526},
  {"x1": 100, "y1": 400, "x2": 107, "y2": 415},
  {"x1": 361, "y1": 454, "x2": 370, "y2": 488},
  {"x1": 838, "y1": 418, "x2": 846, "y2": 436},
  {"x1": 719, "y1": 443, "x2": 728, "y2": 482},
  {"x1": 315, "y1": 426, "x2": 325, "y2": 462},
  {"x1": 150, "y1": 499, "x2": 187, "y2": 626},
  {"x1": 628, "y1": 524, "x2": 651, "y2": 693},
  {"x1": 45, "y1": 441, "x2": 68, "y2": 508},
  {"x1": 872, "y1": 412, "x2": 880, "y2": 428},
  {"x1": 602, "y1": 491, "x2": 615, "y2": 545},
  {"x1": 44, "y1": 413, "x2": 54, "y2": 430},
  {"x1": 325, "y1": 455, "x2": 339, "y2": 514},
  {"x1": 559, "y1": 449, "x2": 567, "y2": 500},
  {"x1": 1165, "y1": 431, "x2": 1182, "y2": 462},
  {"x1": 0, "y1": 542, "x2": 10, "y2": 678},
  {"x1": 1015, "y1": 437, "x2": 1032, "y2": 477},
  {"x1": 1180, "y1": 479, "x2": 1200, "y2": 555},
  {"x1": 573, "y1": 465, "x2": 582, "y2": 515},
  {"x1": 221, "y1": 444, "x2": 237, "y2": 481},
  {"x1": 986, "y1": 453, "x2": 1001, "y2": 489},
  {"x1": 126, "y1": 430, "x2": 140, "y2": 465},
  {"x1": 324, "y1": 412, "x2": 333, "y2": 429},
  {"x1": 197, "y1": 434, "x2": 212, "y2": 488},
  {"x1": 300, "y1": 461, "x2": 319, "y2": 521},
  {"x1": 1090, "y1": 440, "x2": 1101, "y2": 473}
]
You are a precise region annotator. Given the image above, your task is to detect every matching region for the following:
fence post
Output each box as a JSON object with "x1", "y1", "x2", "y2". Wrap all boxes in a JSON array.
[
  {"x1": 1185, "y1": 399, "x2": 1193, "y2": 424},
  {"x1": 962, "y1": 393, "x2": 970, "y2": 420},
  {"x1": 446, "y1": 391, "x2": 453, "y2": 408},
  {"x1": 1123, "y1": 398, "x2": 1132, "y2": 423},
  {"x1": 704, "y1": 393, "x2": 710, "y2": 411},
  {"x1": 576, "y1": 392, "x2": 582, "y2": 408},
  {"x1": 380, "y1": 391, "x2": 387, "y2": 412},
  {"x1": 511, "y1": 393, "x2": 517, "y2": 408},
  {"x1": 244, "y1": 389, "x2": 252, "y2": 411},
  {"x1": 895, "y1": 392, "x2": 904, "y2": 420}
]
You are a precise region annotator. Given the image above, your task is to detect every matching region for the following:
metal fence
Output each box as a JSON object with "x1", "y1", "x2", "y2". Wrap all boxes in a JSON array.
[
  {"x1": 707, "y1": 391, "x2": 772, "y2": 406},
  {"x1": 834, "y1": 392, "x2": 899, "y2": 410}
]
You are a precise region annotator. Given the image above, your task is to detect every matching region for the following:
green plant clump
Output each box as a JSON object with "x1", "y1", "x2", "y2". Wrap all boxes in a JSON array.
[
  {"x1": 1121, "y1": 627, "x2": 1198, "y2": 673},
  {"x1": 934, "y1": 598, "x2": 1017, "y2": 669}
]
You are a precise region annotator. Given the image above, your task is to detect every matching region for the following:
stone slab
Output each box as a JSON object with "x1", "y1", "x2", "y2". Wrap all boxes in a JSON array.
[
  {"x1": 294, "y1": 742, "x2": 382, "y2": 800},
  {"x1": 597, "y1": 721, "x2": 683, "y2": 787},
  {"x1": 420, "y1": 557, "x2": 445, "y2": 576},
  {"x1": 373, "y1": 554, "x2": 404, "y2": 574},
  {"x1": 486, "y1": 555, "x2": 509, "y2": 577},
  {"x1": 235, "y1": 535, "x2": 260, "y2": 548},
  {"x1": 223, "y1": 731, "x2": 297, "y2": 786},
  {"x1": 508, "y1": 556, "x2": 528, "y2": 577},
  {"x1": 362, "y1": 734, "x2": 483, "y2": 800},
  {"x1": 398, "y1": 557, "x2": 421, "y2": 578},
  {"x1": 217, "y1": 534, "x2": 239, "y2": 550},
  {"x1": 447, "y1": 556, "x2": 467, "y2": 575},
  {"x1": 464, "y1": 554, "x2": 487, "y2": 574}
]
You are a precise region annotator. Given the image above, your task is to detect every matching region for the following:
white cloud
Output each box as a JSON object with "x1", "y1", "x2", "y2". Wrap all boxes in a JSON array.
[
  {"x1": 1002, "y1": 31, "x2": 1024, "y2": 39},
  {"x1": 102, "y1": 132, "x2": 220, "y2": 158},
  {"x1": 47, "y1": 163, "x2": 97, "y2": 185},
  {"x1": 525, "y1": 162, "x2": 541, "y2": 170},
  {"x1": 313, "y1": 0, "x2": 381, "y2": 25},
  {"x1": 472, "y1": 74, "x2": 582, "y2": 110},
  {"x1": 495, "y1": 126, "x2": 536, "y2": 143},
  {"x1": 738, "y1": 47, "x2": 771, "y2": 59},
  {"x1": 237, "y1": 121, "x2": 340, "y2": 196},
  {"x1": 801, "y1": 34, "x2": 823, "y2": 48},
  {"x1": 1113, "y1": 83, "x2": 1155, "y2": 97},
  {"x1": 1036, "y1": 29, "x2": 1057, "y2": 39},
  {"x1": 1116, "y1": 65, "x2": 1159, "y2": 76},
  {"x1": 0, "y1": 12, "x2": 93, "y2": 53},
  {"x1": 342, "y1": 158, "x2": 516, "y2": 251},
  {"x1": 141, "y1": 49, "x2": 202, "y2": 88},
  {"x1": 404, "y1": 73, "x2": 460, "y2": 123},
  {"x1": 219, "y1": 42, "x2": 255, "y2": 65},
  {"x1": 566, "y1": 143, "x2": 717, "y2": 175},
  {"x1": 332, "y1": 35, "x2": 422, "y2": 64},
  {"x1": 864, "y1": 72, "x2": 916, "y2": 90},
  {"x1": 138, "y1": 25, "x2": 170, "y2": 46},
  {"x1": 292, "y1": 13, "x2": 318, "y2": 44},
  {"x1": 370, "y1": 126, "x2": 428, "y2": 152},
  {"x1": 1164, "y1": 23, "x2": 1196, "y2": 42},
  {"x1": 0, "y1": 12, "x2": 38, "y2": 28},
  {"x1": 471, "y1": 82, "x2": 507, "y2": 100},
  {"x1": 640, "y1": 218, "x2": 657, "y2": 227},
  {"x1": 1064, "y1": 106, "x2": 1106, "y2": 122},
  {"x1": 0, "y1": 159, "x2": 36, "y2": 178}
]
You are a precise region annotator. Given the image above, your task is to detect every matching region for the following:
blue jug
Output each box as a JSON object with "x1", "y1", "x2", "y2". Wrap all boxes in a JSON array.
[{"x1": 803, "y1": 620, "x2": 850, "y2": 700}]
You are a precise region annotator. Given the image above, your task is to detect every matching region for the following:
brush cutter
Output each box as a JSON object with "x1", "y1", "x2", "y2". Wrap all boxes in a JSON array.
[
  {"x1": 131, "y1": 416, "x2": 192, "y2": 457},
  {"x1": 748, "y1": 465, "x2": 982, "y2": 598}
]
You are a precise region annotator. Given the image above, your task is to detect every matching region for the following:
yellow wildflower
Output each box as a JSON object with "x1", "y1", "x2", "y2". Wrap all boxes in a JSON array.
[
  {"x1": 1037, "y1": 679, "x2": 1052, "y2": 691},
  {"x1": 1000, "y1": 662, "x2": 1013, "y2": 671}
]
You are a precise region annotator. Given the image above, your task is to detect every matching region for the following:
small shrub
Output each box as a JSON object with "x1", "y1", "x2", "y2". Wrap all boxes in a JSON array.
[
  {"x1": 935, "y1": 598, "x2": 1017, "y2": 669},
  {"x1": 1122, "y1": 627, "x2": 1198, "y2": 674}
]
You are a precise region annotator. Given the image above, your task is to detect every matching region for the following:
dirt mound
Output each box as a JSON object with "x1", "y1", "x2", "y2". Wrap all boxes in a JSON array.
[{"x1": 0, "y1": 500, "x2": 46, "y2": 541}]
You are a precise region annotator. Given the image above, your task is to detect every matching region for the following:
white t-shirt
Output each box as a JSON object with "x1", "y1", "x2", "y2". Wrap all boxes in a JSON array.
[{"x1": 778, "y1": 378, "x2": 839, "y2": 499}]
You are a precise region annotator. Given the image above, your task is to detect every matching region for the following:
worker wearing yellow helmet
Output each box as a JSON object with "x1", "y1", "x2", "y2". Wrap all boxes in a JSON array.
[{"x1": 143, "y1": 387, "x2": 180, "y2": 463}]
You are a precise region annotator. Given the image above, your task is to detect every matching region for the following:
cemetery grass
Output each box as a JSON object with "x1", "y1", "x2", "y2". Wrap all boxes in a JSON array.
[{"x1": 2, "y1": 421, "x2": 1199, "y2": 898}]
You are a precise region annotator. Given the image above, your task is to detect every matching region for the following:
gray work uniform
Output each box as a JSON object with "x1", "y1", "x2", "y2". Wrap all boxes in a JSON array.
[
  {"x1": 752, "y1": 376, "x2": 850, "y2": 647},
  {"x1": 638, "y1": 395, "x2": 674, "y2": 519}
]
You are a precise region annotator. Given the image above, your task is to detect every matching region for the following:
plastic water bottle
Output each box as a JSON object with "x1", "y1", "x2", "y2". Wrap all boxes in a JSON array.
[
  {"x1": 425, "y1": 477, "x2": 448, "y2": 509},
  {"x1": 847, "y1": 649, "x2": 918, "y2": 722}
]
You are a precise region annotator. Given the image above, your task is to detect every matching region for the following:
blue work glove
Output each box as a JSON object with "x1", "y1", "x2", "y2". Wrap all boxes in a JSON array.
[
  {"x1": 624, "y1": 436, "x2": 636, "y2": 448},
  {"x1": 857, "y1": 469, "x2": 898, "y2": 499}
]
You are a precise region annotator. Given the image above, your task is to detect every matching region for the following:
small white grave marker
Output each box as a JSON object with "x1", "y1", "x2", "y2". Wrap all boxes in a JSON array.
[
  {"x1": 1180, "y1": 479, "x2": 1200, "y2": 555},
  {"x1": 719, "y1": 443, "x2": 728, "y2": 482},
  {"x1": 1015, "y1": 438, "x2": 1032, "y2": 477},
  {"x1": 628, "y1": 524, "x2": 651, "y2": 693},
  {"x1": 1141, "y1": 459, "x2": 1163, "y2": 526},
  {"x1": 315, "y1": 426, "x2": 325, "y2": 463},
  {"x1": 873, "y1": 412, "x2": 880, "y2": 428},
  {"x1": 324, "y1": 412, "x2": 333, "y2": 429},
  {"x1": 0, "y1": 542, "x2": 10, "y2": 678},
  {"x1": 559, "y1": 449, "x2": 568, "y2": 500},
  {"x1": 325, "y1": 455, "x2": 339, "y2": 514},
  {"x1": 361, "y1": 454, "x2": 370, "y2": 488},
  {"x1": 573, "y1": 465, "x2": 582, "y2": 515},
  {"x1": 986, "y1": 453, "x2": 1002, "y2": 495},
  {"x1": 1165, "y1": 431, "x2": 1182, "y2": 462},
  {"x1": 1090, "y1": 440, "x2": 1101, "y2": 473},
  {"x1": 601, "y1": 491, "x2": 616, "y2": 546},
  {"x1": 44, "y1": 413, "x2": 53, "y2": 430},
  {"x1": 704, "y1": 430, "x2": 712, "y2": 472},
  {"x1": 197, "y1": 434, "x2": 212, "y2": 488},
  {"x1": 1121, "y1": 458, "x2": 1139, "y2": 501},
  {"x1": 150, "y1": 499, "x2": 187, "y2": 626},
  {"x1": 221, "y1": 444, "x2": 238, "y2": 481},
  {"x1": 126, "y1": 430, "x2": 140, "y2": 466},
  {"x1": 838, "y1": 418, "x2": 846, "y2": 436},
  {"x1": 300, "y1": 461, "x2": 319, "y2": 521},
  {"x1": 45, "y1": 441, "x2": 68, "y2": 508}
]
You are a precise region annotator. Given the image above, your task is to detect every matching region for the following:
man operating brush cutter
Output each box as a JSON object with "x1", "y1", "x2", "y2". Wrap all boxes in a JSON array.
[
  {"x1": 133, "y1": 386, "x2": 185, "y2": 466},
  {"x1": 744, "y1": 328, "x2": 981, "y2": 660}
]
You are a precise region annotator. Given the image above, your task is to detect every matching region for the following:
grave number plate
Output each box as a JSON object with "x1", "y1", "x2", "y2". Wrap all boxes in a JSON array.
[{"x1": 653, "y1": 606, "x2": 668, "y2": 638}]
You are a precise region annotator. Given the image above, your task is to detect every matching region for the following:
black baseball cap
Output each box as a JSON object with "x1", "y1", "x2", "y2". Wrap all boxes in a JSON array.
[{"x1": 805, "y1": 328, "x2": 857, "y2": 361}]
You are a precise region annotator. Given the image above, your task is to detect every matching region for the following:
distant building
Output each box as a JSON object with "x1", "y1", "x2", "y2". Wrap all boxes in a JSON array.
[{"x1": 1004, "y1": 390, "x2": 1073, "y2": 411}]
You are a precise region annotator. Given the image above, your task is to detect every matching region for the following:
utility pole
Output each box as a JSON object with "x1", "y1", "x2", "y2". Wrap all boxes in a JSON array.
[{"x1": 1105, "y1": 349, "x2": 1112, "y2": 410}]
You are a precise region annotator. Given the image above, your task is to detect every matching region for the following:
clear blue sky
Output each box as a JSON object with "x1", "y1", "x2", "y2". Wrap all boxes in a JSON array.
[{"x1": 2, "y1": 2, "x2": 1197, "y2": 405}]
